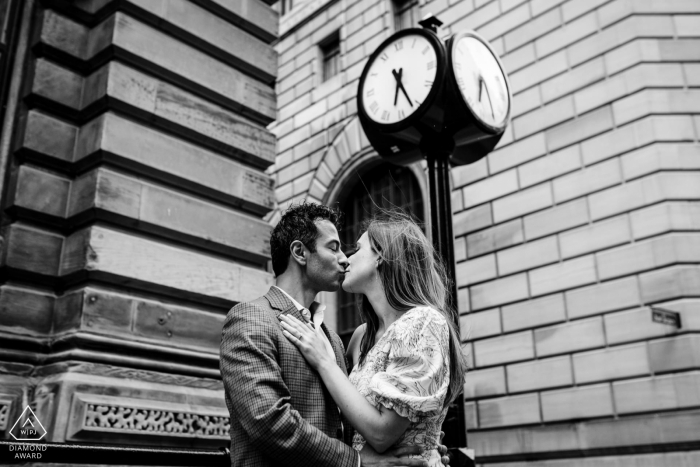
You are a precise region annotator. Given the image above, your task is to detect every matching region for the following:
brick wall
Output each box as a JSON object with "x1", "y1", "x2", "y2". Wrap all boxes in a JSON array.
[{"x1": 272, "y1": 0, "x2": 700, "y2": 464}]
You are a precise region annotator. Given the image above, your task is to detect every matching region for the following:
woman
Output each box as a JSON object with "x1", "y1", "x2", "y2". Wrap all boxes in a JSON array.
[{"x1": 279, "y1": 211, "x2": 467, "y2": 466}]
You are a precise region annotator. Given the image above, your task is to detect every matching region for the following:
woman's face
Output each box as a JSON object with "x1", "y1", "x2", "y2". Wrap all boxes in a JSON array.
[{"x1": 342, "y1": 232, "x2": 379, "y2": 294}]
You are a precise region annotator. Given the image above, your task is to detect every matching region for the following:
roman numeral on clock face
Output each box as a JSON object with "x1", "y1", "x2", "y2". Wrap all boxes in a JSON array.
[
  {"x1": 370, "y1": 101, "x2": 379, "y2": 114},
  {"x1": 381, "y1": 110, "x2": 390, "y2": 121},
  {"x1": 398, "y1": 109, "x2": 405, "y2": 119}
]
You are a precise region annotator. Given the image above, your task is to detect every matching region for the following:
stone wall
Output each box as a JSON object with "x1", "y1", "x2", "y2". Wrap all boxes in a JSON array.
[
  {"x1": 271, "y1": 0, "x2": 700, "y2": 464},
  {"x1": 0, "y1": 0, "x2": 277, "y2": 451}
]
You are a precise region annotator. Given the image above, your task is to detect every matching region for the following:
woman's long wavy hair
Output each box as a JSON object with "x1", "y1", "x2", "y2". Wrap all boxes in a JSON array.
[{"x1": 357, "y1": 210, "x2": 468, "y2": 408}]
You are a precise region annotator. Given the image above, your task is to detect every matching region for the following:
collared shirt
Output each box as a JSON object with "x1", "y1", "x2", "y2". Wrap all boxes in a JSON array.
[
  {"x1": 273, "y1": 286, "x2": 337, "y2": 364},
  {"x1": 274, "y1": 286, "x2": 359, "y2": 467}
]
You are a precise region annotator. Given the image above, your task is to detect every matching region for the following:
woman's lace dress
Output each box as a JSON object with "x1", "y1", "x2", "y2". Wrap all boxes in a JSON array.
[{"x1": 349, "y1": 306, "x2": 450, "y2": 466}]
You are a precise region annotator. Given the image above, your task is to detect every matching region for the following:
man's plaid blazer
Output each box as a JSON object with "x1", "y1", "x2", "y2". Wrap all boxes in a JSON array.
[{"x1": 220, "y1": 286, "x2": 360, "y2": 467}]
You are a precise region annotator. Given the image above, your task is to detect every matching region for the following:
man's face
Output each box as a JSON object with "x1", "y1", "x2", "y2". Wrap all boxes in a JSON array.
[{"x1": 304, "y1": 219, "x2": 348, "y2": 292}]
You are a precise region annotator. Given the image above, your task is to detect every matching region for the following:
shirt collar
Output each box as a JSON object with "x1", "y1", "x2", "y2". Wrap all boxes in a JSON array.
[{"x1": 272, "y1": 286, "x2": 326, "y2": 326}]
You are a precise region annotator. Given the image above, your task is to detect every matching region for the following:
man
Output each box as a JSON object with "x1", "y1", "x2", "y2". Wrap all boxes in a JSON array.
[{"x1": 220, "y1": 203, "x2": 449, "y2": 466}]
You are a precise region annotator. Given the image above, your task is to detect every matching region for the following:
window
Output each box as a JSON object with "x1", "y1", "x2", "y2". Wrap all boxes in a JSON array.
[
  {"x1": 320, "y1": 32, "x2": 341, "y2": 82},
  {"x1": 393, "y1": 0, "x2": 420, "y2": 31},
  {"x1": 337, "y1": 163, "x2": 425, "y2": 347}
]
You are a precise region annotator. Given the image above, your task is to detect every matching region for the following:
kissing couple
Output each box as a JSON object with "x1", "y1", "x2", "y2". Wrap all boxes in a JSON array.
[{"x1": 220, "y1": 202, "x2": 467, "y2": 467}]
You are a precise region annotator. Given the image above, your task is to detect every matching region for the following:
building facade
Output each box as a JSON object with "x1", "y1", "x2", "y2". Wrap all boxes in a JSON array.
[
  {"x1": 0, "y1": 0, "x2": 277, "y2": 452},
  {"x1": 271, "y1": 0, "x2": 700, "y2": 465}
]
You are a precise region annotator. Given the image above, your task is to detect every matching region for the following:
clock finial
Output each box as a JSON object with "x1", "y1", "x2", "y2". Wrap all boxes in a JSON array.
[{"x1": 418, "y1": 14, "x2": 443, "y2": 33}]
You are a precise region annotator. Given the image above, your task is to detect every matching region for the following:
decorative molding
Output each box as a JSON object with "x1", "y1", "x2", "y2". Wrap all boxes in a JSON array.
[
  {"x1": 0, "y1": 398, "x2": 13, "y2": 431},
  {"x1": 68, "y1": 394, "x2": 228, "y2": 441},
  {"x1": 34, "y1": 363, "x2": 224, "y2": 391}
]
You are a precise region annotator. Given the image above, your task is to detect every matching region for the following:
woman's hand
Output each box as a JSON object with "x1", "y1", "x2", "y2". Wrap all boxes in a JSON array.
[{"x1": 279, "y1": 314, "x2": 335, "y2": 370}]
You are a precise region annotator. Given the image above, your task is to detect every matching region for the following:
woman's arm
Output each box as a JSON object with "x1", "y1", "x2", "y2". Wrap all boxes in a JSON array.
[
  {"x1": 279, "y1": 315, "x2": 410, "y2": 453},
  {"x1": 345, "y1": 323, "x2": 366, "y2": 370}
]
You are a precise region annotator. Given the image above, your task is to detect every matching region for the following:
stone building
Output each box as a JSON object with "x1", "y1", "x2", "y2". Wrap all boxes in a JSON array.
[
  {"x1": 270, "y1": 0, "x2": 700, "y2": 465},
  {"x1": 0, "y1": 0, "x2": 277, "y2": 453}
]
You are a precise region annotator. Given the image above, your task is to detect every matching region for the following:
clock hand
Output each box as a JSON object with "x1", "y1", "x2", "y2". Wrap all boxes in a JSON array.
[
  {"x1": 478, "y1": 76, "x2": 495, "y2": 119},
  {"x1": 392, "y1": 69, "x2": 401, "y2": 106},
  {"x1": 392, "y1": 68, "x2": 413, "y2": 107}
]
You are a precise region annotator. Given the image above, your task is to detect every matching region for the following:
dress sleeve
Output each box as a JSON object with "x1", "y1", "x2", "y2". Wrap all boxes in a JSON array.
[{"x1": 365, "y1": 307, "x2": 451, "y2": 423}]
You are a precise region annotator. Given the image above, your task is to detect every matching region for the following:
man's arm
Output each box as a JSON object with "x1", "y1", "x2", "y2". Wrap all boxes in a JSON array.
[{"x1": 220, "y1": 303, "x2": 359, "y2": 467}]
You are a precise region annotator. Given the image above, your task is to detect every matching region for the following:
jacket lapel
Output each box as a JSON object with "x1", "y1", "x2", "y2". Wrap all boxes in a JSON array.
[{"x1": 265, "y1": 286, "x2": 306, "y2": 323}]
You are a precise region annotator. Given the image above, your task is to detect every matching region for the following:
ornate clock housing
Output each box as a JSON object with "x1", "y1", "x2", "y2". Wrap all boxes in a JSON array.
[
  {"x1": 357, "y1": 28, "x2": 447, "y2": 163},
  {"x1": 448, "y1": 30, "x2": 511, "y2": 134},
  {"x1": 444, "y1": 30, "x2": 512, "y2": 165}
]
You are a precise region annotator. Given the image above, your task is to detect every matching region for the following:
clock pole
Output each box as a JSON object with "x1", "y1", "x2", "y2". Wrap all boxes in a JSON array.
[{"x1": 422, "y1": 136, "x2": 469, "y2": 464}]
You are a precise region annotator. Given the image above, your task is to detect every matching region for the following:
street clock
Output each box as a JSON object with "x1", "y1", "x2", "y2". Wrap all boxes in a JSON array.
[
  {"x1": 357, "y1": 19, "x2": 511, "y2": 166},
  {"x1": 357, "y1": 27, "x2": 446, "y2": 165}
]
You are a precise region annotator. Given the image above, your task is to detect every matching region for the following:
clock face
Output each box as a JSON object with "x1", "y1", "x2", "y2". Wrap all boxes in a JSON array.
[
  {"x1": 360, "y1": 34, "x2": 438, "y2": 125},
  {"x1": 452, "y1": 35, "x2": 510, "y2": 130}
]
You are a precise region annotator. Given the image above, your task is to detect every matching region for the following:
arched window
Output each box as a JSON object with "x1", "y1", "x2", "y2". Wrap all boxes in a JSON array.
[{"x1": 337, "y1": 163, "x2": 424, "y2": 347}]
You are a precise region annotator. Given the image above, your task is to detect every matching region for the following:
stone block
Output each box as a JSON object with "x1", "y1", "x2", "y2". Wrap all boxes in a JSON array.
[
  {"x1": 541, "y1": 57, "x2": 606, "y2": 104},
  {"x1": 513, "y1": 96, "x2": 575, "y2": 140},
  {"x1": 478, "y1": 393, "x2": 541, "y2": 428},
  {"x1": 473, "y1": 330, "x2": 534, "y2": 367},
  {"x1": 460, "y1": 308, "x2": 502, "y2": 341},
  {"x1": 493, "y1": 183, "x2": 553, "y2": 223},
  {"x1": 535, "y1": 316, "x2": 605, "y2": 357},
  {"x1": 60, "y1": 226, "x2": 272, "y2": 306},
  {"x1": 559, "y1": 214, "x2": 631, "y2": 259},
  {"x1": 573, "y1": 342, "x2": 650, "y2": 385},
  {"x1": 604, "y1": 307, "x2": 680, "y2": 346},
  {"x1": 456, "y1": 254, "x2": 498, "y2": 287},
  {"x1": 470, "y1": 273, "x2": 530, "y2": 311},
  {"x1": 529, "y1": 255, "x2": 597, "y2": 297},
  {"x1": 502, "y1": 293, "x2": 566, "y2": 332},
  {"x1": 546, "y1": 106, "x2": 614, "y2": 152},
  {"x1": 630, "y1": 201, "x2": 700, "y2": 240},
  {"x1": 536, "y1": 11, "x2": 598, "y2": 58},
  {"x1": 501, "y1": 43, "x2": 536, "y2": 74},
  {"x1": 575, "y1": 63, "x2": 685, "y2": 117},
  {"x1": 524, "y1": 198, "x2": 589, "y2": 240},
  {"x1": 462, "y1": 169, "x2": 519, "y2": 209},
  {"x1": 509, "y1": 50, "x2": 567, "y2": 94},
  {"x1": 622, "y1": 143, "x2": 700, "y2": 181},
  {"x1": 648, "y1": 334, "x2": 700, "y2": 374},
  {"x1": 518, "y1": 145, "x2": 581, "y2": 189},
  {"x1": 454, "y1": 204, "x2": 493, "y2": 237},
  {"x1": 507, "y1": 356, "x2": 572, "y2": 393},
  {"x1": 562, "y1": 0, "x2": 609, "y2": 22},
  {"x1": 565, "y1": 276, "x2": 640, "y2": 319},
  {"x1": 458, "y1": 287, "x2": 471, "y2": 314},
  {"x1": 488, "y1": 132, "x2": 547, "y2": 174},
  {"x1": 467, "y1": 219, "x2": 524, "y2": 257},
  {"x1": 453, "y1": 157, "x2": 488, "y2": 188},
  {"x1": 567, "y1": 16, "x2": 675, "y2": 68},
  {"x1": 463, "y1": 366, "x2": 507, "y2": 400},
  {"x1": 0, "y1": 285, "x2": 55, "y2": 336},
  {"x1": 504, "y1": 7, "x2": 561, "y2": 53},
  {"x1": 541, "y1": 383, "x2": 613, "y2": 421},
  {"x1": 478, "y1": 3, "x2": 530, "y2": 42},
  {"x1": 613, "y1": 89, "x2": 700, "y2": 127},
  {"x1": 596, "y1": 233, "x2": 700, "y2": 281},
  {"x1": 511, "y1": 86, "x2": 541, "y2": 119},
  {"x1": 582, "y1": 115, "x2": 696, "y2": 167},
  {"x1": 497, "y1": 236, "x2": 559, "y2": 276},
  {"x1": 453, "y1": 1, "x2": 500, "y2": 32},
  {"x1": 589, "y1": 172, "x2": 700, "y2": 221},
  {"x1": 613, "y1": 372, "x2": 700, "y2": 415},
  {"x1": 554, "y1": 157, "x2": 622, "y2": 204}
]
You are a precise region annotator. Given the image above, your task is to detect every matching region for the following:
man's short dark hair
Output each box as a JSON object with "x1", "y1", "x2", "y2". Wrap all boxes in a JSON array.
[{"x1": 270, "y1": 202, "x2": 342, "y2": 277}]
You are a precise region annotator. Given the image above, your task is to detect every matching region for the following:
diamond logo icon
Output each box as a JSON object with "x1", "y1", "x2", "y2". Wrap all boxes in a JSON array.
[{"x1": 10, "y1": 406, "x2": 47, "y2": 441}]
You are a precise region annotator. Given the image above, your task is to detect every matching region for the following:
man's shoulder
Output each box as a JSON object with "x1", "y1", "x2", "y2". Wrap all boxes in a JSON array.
[{"x1": 224, "y1": 294, "x2": 276, "y2": 327}]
